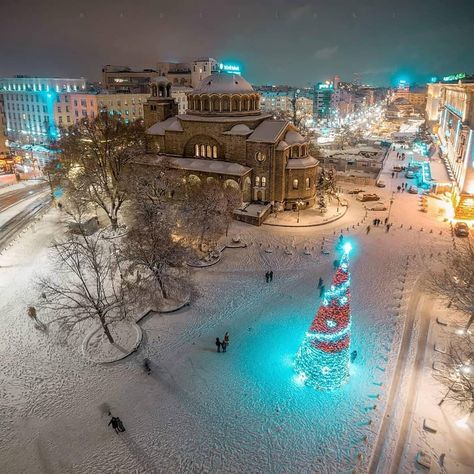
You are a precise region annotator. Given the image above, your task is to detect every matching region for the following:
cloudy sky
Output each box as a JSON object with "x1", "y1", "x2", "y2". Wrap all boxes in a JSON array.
[{"x1": 2, "y1": 0, "x2": 474, "y2": 86}]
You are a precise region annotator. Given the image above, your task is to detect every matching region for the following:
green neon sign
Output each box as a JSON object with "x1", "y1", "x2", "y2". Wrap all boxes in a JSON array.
[{"x1": 442, "y1": 72, "x2": 466, "y2": 82}]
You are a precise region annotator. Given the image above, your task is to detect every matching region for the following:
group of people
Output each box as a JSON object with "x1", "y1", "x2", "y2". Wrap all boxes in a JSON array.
[
  {"x1": 396, "y1": 183, "x2": 408, "y2": 192},
  {"x1": 108, "y1": 412, "x2": 126, "y2": 434},
  {"x1": 372, "y1": 217, "x2": 389, "y2": 226},
  {"x1": 215, "y1": 332, "x2": 230, "y2": 353},
  {"x1": 396, "y1": 152, "x2": 406, "y2": 160},
  {"x1": 265, "y1": 271, "x2": 274, "y2": 283}
]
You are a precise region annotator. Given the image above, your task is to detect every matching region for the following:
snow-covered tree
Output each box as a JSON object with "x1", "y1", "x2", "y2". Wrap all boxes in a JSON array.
[
  {"x1": 435, "y1": 332, "x2": 474, "y2": 414},
  {"x1": 317, "y1": 168, "x2": 339, "y2": 212},
  {"x1": 38, "y1": 229, "x2": 133, "y2": 344},
  {"x1": 428, "y1": 242, "x2": 474, "y2": 330},
  {"x1": 123, "y1": 173, "x2": 190, "y2": 301},
  {"x1": 183, "y1": 180, "x2": 241, "y2": 250},
  {"x1": 58, "y1": 112, "x2": 145, "y2": 229}
]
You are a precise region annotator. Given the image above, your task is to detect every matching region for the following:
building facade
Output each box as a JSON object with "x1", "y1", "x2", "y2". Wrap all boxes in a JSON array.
[
  {"x1": 313, "y1": 82, "x2": 334, "y2": 120},
  {"x1": 0, "y1": 94, "x2": 8, "y2": 154},
  {"x1": 259, "y1": 91, "x2": 313, "y2": 118},
  {"x1": 54, "y1": 92, "x2": 150, "y2": 128},
  {"x1": 101, "y1": 66, "x2": 161, "y2": 93},
  {"x1": 436, "y1": 82, "x2": 474, "y2": 219},
  {"x1": 141, "y1": 72, "x2": 319, "y2": 221},
  {"x1": 0, "y1": 76, "x2": 86, "y2": 145}
]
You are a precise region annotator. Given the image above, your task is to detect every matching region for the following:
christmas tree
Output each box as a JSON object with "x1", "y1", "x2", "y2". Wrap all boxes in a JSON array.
[{"x1": 295, "y1": 243, "x2": 352, "y2": 390}]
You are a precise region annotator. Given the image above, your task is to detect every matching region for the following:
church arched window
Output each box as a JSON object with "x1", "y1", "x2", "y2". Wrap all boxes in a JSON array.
[
  {"x1": 212, "y1": 145, "x2": 218, "y2": 158},
  {"x1": 195, "y1": 144, "x2": 200, "y2": 157}
]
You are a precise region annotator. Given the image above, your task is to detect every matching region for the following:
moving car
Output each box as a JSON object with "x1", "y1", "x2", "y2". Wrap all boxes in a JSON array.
[
  {"x1": 367, "y1": 203, "x2": 387, "y2": 211},
  {"x1": 375, "y1": 180, "x2": 386, "y2": 188},
  {"x1": 408, "y1": 186, "x2": 418, "y2": 194},
  {"x1": 454, "y1": 222, "x2": 470, "y2": 237},
  {"x1": 356, "y1": 193, "x2": 380, "y2": 202}
]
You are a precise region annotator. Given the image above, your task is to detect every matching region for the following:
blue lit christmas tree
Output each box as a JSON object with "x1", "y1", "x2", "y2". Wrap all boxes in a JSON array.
[{"x1": 295, "y1": 243, "x2": 352, "y2": 390}]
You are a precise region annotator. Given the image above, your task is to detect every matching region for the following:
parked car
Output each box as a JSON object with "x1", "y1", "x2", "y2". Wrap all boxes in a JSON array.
[
  {"x1": 392, "y1": 165, "x2": 403, "y2": 172},
  {"x1": 347, "y1": 188, "x2": 366, "y2": 194},
  {"x1": 405, "y1": 171, "x2": 415, "y2": 178},
  {"x1": 375, "y1": 180, "x2": 386, "y2": 188},
  {"x1": 408, "y1": 186, "x2": 418, "y2": 194},
  {"x1": 356, "y1": 193, "x2": 380, "y2": 202},
  {"x1": 454, "y1": 222, "x2": 470, "y2": 237},
  {"x1": 367, "y1": 203, "x2": 387, "y2": 211}
]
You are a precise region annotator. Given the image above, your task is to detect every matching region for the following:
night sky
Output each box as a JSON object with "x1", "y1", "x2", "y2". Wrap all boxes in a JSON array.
[{"x1": 2, "y1": 0, "x2": 474, "y2": 86}]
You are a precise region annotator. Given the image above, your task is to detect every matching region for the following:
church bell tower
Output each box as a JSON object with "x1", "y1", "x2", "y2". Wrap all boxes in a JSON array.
[{"x1": 143, "y1": 77, "x2": 178, "y2": 128}]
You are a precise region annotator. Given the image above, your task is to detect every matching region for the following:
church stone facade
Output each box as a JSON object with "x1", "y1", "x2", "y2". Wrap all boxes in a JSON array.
[{"x1": 142, "y1": 72, "x2": 319, "y2": 222}]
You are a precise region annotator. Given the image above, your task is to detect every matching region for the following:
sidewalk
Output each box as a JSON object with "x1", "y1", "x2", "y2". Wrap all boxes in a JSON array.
[{"x1": 264, "y1": 200, "x2": 348, "y2": 227}]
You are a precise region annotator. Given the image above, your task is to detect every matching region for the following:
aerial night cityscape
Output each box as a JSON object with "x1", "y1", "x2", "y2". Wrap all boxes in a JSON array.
[{"x1": 1, "y1": 0, "x2": 474, "y2": 472}]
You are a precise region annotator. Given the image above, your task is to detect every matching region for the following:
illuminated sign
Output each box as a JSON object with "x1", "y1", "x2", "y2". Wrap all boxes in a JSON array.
[
  {"x1": 317, "y1": 83, "x2": 333, "y2": 90},
  {"x1": 442, "y1": 72, "x2": 466, "y2": 82},
  {"x1": 219, "y1": 63, "x2": 241, "y2": 74}
]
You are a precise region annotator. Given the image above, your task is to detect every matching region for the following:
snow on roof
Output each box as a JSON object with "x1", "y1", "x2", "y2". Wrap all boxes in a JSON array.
[
  {"x1": 223, "y1": 124, "x2": 253, "y2": 135},
  {"x1": 276, "y1": 140, "x2": 289, "y2": 150},
  {"x1": 146, "y1": 117, "x2": 183, "y2": 135},
  {"x1": 194, "y1": 73, "x2": 254, "y2": 94},
  {"x1": 286, "y1": 157, "x2": 319, "y2": 169},
  {"x1": 247, "y1": 120, "x2": 288, "y2": 143},
  {"x1": 141, "y1": 155, "x2": 252, "y2": 177},
  {"x1": 178, "y1": 113, "x2": 271, "y2": 123},
  {"x1": 284, "y1": 130, "x2": 306, "y2": 145}
]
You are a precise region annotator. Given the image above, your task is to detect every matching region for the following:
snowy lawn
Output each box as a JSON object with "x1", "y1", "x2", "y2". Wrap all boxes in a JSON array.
[{"x1": 0, "y1": 157, "x2": 462, "y2": 473}]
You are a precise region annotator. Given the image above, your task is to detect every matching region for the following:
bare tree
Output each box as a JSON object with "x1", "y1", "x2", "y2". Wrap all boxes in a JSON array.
[
  {"x1": 183, "y1": 180, "x2": 241, "y2": 251},
  {"x1": 123, "y1": 176, "x2": 190, "y2": 301},
  {"x1": 434, "y1": 333, "x2": 474, "y2": 414},
  {"x1": 427, "y1": 242, "x2": 474, "y2": 330},
  {"x1": 58, "y1": 113, "x2": 145, "y2": 229},
  {"x1": 38, "y1": 230, "x2": 132, "y2": 344}
]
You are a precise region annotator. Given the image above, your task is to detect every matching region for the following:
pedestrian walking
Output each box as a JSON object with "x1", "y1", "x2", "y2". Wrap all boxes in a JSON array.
[
  {"x1": 366, "y1": 225, "x2": 371, "y2": 234},
  {"x1": 269, "y1": 270, "x2": 273, "y2": 282},
  {"x1": 116, "y1": 417, "x2": 126, "y2": 432},
  {"x1": 221, "y1": 340, "x2": 227, "y2": 352},
  {"x1": 216, "y1": 337, "x2": 221, "y2": 352},
  {"x1": 333, "y1": 259, "x2": 340, "y2": 270},
  {"x1": 351, "y1": 350, "x2": 358, "y2": 362},
  {"x1": 224, "y1": 332, "x2": 230, "y2": 346},
  {"x1": 397, "y1": 185, "x2": 401, "y2": 192},
  {"x1": 384, "y1": 217, "x2": 388, "y2": 225},
  {"x1": 391, "y1": 172, "x2": 395, "y2": 179},
  {"x1": 373, "y1": 218, "x2": 377, "y2": 226},
  {"x1": 402, "y1": 186, "x2": 405, "y2": 192},
  {"x1": 317, "y1": 277, "x2": 323, "y2": 289},
  {"x1": 386, "y1": 224, "x2": 391, "y2": 233},
  {"x1": 108, "y1": 416, "x2": 120, "y2": 434},
  {"x1": 319, "y1": 285, "x2": 326, "y2": 297},
  {"x1": 143, "y1": 358, "x2": 151, "y2": 375},
  {"x1": 265, "y1": 271, "x2": 269, "y2": 283},
  {"x1": 401, "y1": 182, "x2": 405, "y2": 189}
]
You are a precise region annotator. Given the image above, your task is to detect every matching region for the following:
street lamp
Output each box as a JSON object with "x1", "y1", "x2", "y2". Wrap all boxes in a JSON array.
[{"x1": 296, "y1": 199, "x2": 304, "y2": 223}]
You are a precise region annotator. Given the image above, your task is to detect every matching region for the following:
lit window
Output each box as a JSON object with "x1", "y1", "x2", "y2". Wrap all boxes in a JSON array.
[
  {"x1": 206, "y1": 145, "x2": 212, "y2": 158},
  {"x1": 305, "y1": 177, "x2": 310, "y2": 189},
  {"x1": 262, "y1": 177, "x2": 266, "y2": 187},
  {"x1": 212, "y1": 145, "x2": 217, "y2": 158},
  {"x1": 293, "y1": 179, "x2": 299, "y2": 190},
  {"x1": 255, "y1": 152, "x2": 266, "y2": 163},
  {"x1": 200, "y1": 144, "x2": 206, "y2": 156},
  {"x1": 195, "y1": 144, "x2": 200, "y2": 157},
  {"x1": 255, "y1": 176, "x2": 260, "y2": 187}
]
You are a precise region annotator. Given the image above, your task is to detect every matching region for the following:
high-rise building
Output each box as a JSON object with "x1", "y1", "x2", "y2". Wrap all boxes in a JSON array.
[
  {"x1": 313, "y1": 82, "x2": 334, "y2": 120},
  {"x1": 0, "y1": 76, "x2": 86, "y2": 145}
]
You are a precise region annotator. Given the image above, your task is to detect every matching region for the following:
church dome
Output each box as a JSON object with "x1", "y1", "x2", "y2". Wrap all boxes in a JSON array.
[
  {"x1": 194, "y1": 73, "x2": 254, "y2": 94},
  {"x1": 186, "y1": 72, "x2": 261, "y2": 117}
]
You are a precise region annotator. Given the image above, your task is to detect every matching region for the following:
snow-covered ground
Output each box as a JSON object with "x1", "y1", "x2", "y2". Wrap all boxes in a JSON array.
[{"x1": 0, "y1": 146, "x2": 471, "y2": 473}]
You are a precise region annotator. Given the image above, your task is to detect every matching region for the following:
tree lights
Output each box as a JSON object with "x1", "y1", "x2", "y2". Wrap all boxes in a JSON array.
[{"x1": 295, "y1": 243, "x2": 352, "y2": 390}]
